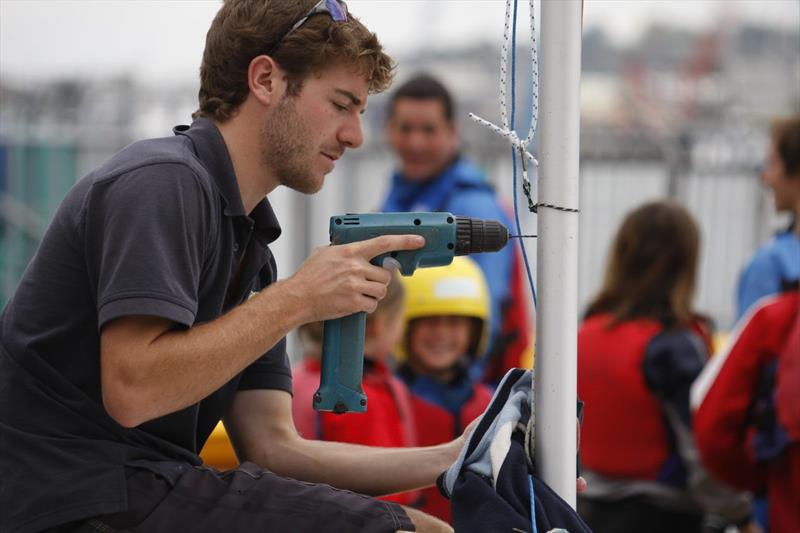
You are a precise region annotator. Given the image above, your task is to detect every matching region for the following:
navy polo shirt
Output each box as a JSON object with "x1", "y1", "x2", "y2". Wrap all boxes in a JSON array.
[{"x1": 0, "y1": 119, "x2": 291, "y2": 533}]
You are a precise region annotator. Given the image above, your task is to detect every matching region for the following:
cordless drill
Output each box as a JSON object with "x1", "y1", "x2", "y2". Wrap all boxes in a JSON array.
[{"x1": 313, "y1": 212, "x2": 510, "y2": 414}]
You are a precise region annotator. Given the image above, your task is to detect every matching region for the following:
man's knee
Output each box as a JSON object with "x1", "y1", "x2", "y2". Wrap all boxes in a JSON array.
[{"x1": 398, "y1": 506, "x2": 453, "y2": 533}]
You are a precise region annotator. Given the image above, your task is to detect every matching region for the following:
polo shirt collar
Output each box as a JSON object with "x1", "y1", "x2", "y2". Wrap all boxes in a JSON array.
[{"x1": 174, "y1": 119, "x2": 281, "y2": 244}]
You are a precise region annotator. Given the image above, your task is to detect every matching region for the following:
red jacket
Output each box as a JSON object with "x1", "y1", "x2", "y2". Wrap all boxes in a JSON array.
[
  {"x1": 578, "y1": 315, "x2": 673, "y2": 479},
  {"x1": 291, "y1": 359, "x2": 420, "y2": 506},
  {"x1": 693, "y1": 291, "x2": 800, "y2": 533},
  {"x1": 291, "y1": 359, "x2": 321, "y2": 440},
  {"x1": 404, "y1": 376, "x2": 492, "y2": 523}
]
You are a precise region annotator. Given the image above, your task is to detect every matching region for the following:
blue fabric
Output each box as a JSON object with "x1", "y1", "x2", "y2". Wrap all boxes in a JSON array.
[
  {"x1": 642, "y1": 330, "x2": 706, "y2": 426},
  {"x1": 737, "y1": 230, "x2": 800, "y2": 320},
  {"x1": 642, "y1": 329, "x2": 707, "y2": 489},
  {"x1": 381, "y1": 156, "x2": 515, "y2": 362},
  {"x1": 438, "y1": 369, "x2": 592, "y2": 533},
  {"x1": 406, "y1": 373, "x2": 474, "y2": 416},
  {"x1": 752, "y1": 360, "x2": 791, "y2": 462}
]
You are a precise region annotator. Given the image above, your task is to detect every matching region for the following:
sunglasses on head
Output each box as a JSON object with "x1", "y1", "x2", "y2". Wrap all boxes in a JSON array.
[{"x1": 267, "y1": 0, "x2": 348, "y2": 56}]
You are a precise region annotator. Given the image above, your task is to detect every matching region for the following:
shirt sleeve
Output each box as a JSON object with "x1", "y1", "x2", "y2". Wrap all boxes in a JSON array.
[
  {"x1": 85, "y1": 163, "x2": 214, "y2": 329},
  {"x1": 693, "y1": 305, "x2": 773, "y2": 491},
  {"x1": 237, "y1": 337, "x2": 293, "y2": 394}
]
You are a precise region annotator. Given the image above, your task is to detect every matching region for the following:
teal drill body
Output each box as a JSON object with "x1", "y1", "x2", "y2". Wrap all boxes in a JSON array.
[{"x1": 314, "y1": 212, "x2": 509, "y2": 414}]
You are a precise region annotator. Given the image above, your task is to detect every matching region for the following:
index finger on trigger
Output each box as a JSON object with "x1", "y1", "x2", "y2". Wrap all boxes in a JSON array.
[{"x1": 353, "y1": 234, "x2": 425, "y2": 261}]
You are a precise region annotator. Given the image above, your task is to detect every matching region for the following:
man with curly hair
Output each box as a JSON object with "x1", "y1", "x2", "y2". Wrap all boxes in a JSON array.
[{"x1": 0, "y1": 2, "x2": 459, "y2": 532}]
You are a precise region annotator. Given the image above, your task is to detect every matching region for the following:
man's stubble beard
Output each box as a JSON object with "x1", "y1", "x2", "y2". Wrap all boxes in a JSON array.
[{"x1": 261, "y1": 95, "x2": 322, "y2": 195}]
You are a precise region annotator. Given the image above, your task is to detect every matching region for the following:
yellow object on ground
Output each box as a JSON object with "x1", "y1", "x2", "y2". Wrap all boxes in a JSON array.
[
  {"x1": 199, "y1": 421, "x2": 239, "y2": 470},
  {"x1": 712, "y1": 332, "x2": 729, "y2": 355},
  {"x1": 520, "y1": 338, "x2": 535, "y2": 370}
]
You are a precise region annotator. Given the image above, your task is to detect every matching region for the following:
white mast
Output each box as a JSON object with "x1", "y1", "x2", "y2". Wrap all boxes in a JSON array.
[{"x1": 534, "y1": 0, "x2": 582, "y2": 508}]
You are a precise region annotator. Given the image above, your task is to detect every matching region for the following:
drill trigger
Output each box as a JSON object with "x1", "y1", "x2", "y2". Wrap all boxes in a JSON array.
[{"x1": 381, "y1": 256, "x2": 402, "y2": 272}]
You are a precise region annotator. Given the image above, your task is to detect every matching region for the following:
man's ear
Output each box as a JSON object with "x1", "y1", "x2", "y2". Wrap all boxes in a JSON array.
[{"x1": 248, "y1": 55, "x2": 285, "y2": 107}]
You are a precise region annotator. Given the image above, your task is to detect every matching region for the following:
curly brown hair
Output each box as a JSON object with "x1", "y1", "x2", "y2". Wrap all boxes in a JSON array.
[{"x1": 194, "y1": 0, "x2": 395, "y2": 122}]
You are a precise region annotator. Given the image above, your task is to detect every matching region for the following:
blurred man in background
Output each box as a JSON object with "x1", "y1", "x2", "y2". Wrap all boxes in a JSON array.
[
  {"x1": 737, "y1": 115, "x2": 800, "y2": 319},
  {"x1": 381, "y1": 74, "x2": 531, "y2": 384},
  {"x1": 729, "y1": 113, "x2": 800, "y2": 533}
]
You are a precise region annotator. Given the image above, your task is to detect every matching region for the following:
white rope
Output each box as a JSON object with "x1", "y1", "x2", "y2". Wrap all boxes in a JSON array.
[
  {"x1": 498, "y1": 0, "x2": 512, "y2": 130},
  {"x1": 469, "y1": 0, "x2": 539, "y2": 154},
  {"x1": 469, "y1": 0, "x2": 541, "y2": 467},
  {"x1": 524, "y1": 0, "x2": 539, "y2": 147},
  {"x1": 469, "y1": 0, "x2": 540, "y2": 212},
  {"x1": 524, "y1": 368, "x2": 537, "y2": 473},
  {"x1": 468, "y1": 113, "x2": 538, "y2": 166}
]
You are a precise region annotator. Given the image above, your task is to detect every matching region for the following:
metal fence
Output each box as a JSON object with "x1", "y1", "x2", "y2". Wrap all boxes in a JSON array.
[{"x1": 0, "y1": 83, "x2": 784, "y2": 340}]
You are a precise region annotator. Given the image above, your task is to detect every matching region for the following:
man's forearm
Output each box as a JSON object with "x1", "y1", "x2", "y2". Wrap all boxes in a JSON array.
[
  {"x1": 257, "y1": 434, "x2": 459, "y2": 497},
  {"x1": 103, "y1": 232, "x2": 426, "y2": 428},
  {"x1": 101, "y1": 279, "x2": 307, "y2": 427}
]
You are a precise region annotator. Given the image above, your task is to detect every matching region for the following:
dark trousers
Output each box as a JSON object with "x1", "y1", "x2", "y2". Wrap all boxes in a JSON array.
[
  {"x1": 47, "y1": 462, "x2": 414, "y2": 533},
  {"x1": 578, "y1": 495, "x2": 703, "y2": 533}
]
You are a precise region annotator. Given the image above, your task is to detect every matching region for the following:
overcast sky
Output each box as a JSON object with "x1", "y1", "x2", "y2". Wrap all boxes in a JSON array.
[{"x1": 1, "y1": 0, "x2": 798, "y2": 83}]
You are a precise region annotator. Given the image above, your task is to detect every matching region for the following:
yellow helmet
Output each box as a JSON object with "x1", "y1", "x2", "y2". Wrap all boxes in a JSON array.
[{"x1": 396, "y1": 256, "x2": 490, "y2": 362}]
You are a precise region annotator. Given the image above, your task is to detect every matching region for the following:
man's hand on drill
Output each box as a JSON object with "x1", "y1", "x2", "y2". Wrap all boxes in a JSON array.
[{"x1": 288, "y1": 234, "x2": 425, "y2": 323}]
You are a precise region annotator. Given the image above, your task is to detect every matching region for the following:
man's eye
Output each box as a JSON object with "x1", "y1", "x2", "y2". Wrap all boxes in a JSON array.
[{"x1": 333, "y1": 102, "x2": 348, "y2": 112}]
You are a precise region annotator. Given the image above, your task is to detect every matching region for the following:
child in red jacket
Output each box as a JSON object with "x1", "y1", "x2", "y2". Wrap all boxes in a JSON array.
[
  {"x1": 576, "y1": 201, "x2": 755, "y2": 533},
  {"x1": 396, "y1": 257, "x2": 494, "y2": 523},
  {"x1": 291, "y1": 273, "x2": 420, "y2": 506}
]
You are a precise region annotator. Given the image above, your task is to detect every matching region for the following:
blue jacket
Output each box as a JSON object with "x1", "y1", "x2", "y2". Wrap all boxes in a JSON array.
[
  {"x1": 381, "y1": 156, "x2": 515, "y2": 364},
  {"x1": 737, "y1": 229, "x2": 800, "y2": 320}
]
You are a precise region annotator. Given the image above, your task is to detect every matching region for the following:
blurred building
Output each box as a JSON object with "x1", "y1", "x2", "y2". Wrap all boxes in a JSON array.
[{"x1": 1, "y1": 22, "x2": 798, "y2": 334}]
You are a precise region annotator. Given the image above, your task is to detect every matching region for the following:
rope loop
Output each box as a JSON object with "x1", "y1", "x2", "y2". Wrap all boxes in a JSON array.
[{"x1": 469, "y1": 0, "x2": 544, "y2": 214}]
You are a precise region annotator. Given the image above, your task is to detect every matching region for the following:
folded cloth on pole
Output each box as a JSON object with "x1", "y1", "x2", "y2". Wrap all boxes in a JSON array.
[{"x1": 438, "y1": 368, "x2": 592, "y2": 533}]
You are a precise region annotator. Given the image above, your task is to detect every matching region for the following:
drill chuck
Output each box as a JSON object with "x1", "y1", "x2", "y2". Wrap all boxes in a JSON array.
[{"x1": 455, "y1": 216, "x2": 510, "y2": 255}]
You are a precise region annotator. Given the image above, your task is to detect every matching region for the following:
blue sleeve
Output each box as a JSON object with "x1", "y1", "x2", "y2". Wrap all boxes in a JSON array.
[
  {"x1": 447, "y1": 190, "x2": 514, "y2": 338},
  {"x1": 736, "y1": 249, "x2": 782, "y2": 321},
  {"x1": 643, "y1": 330, "x2": 707, "y2": 425}
]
